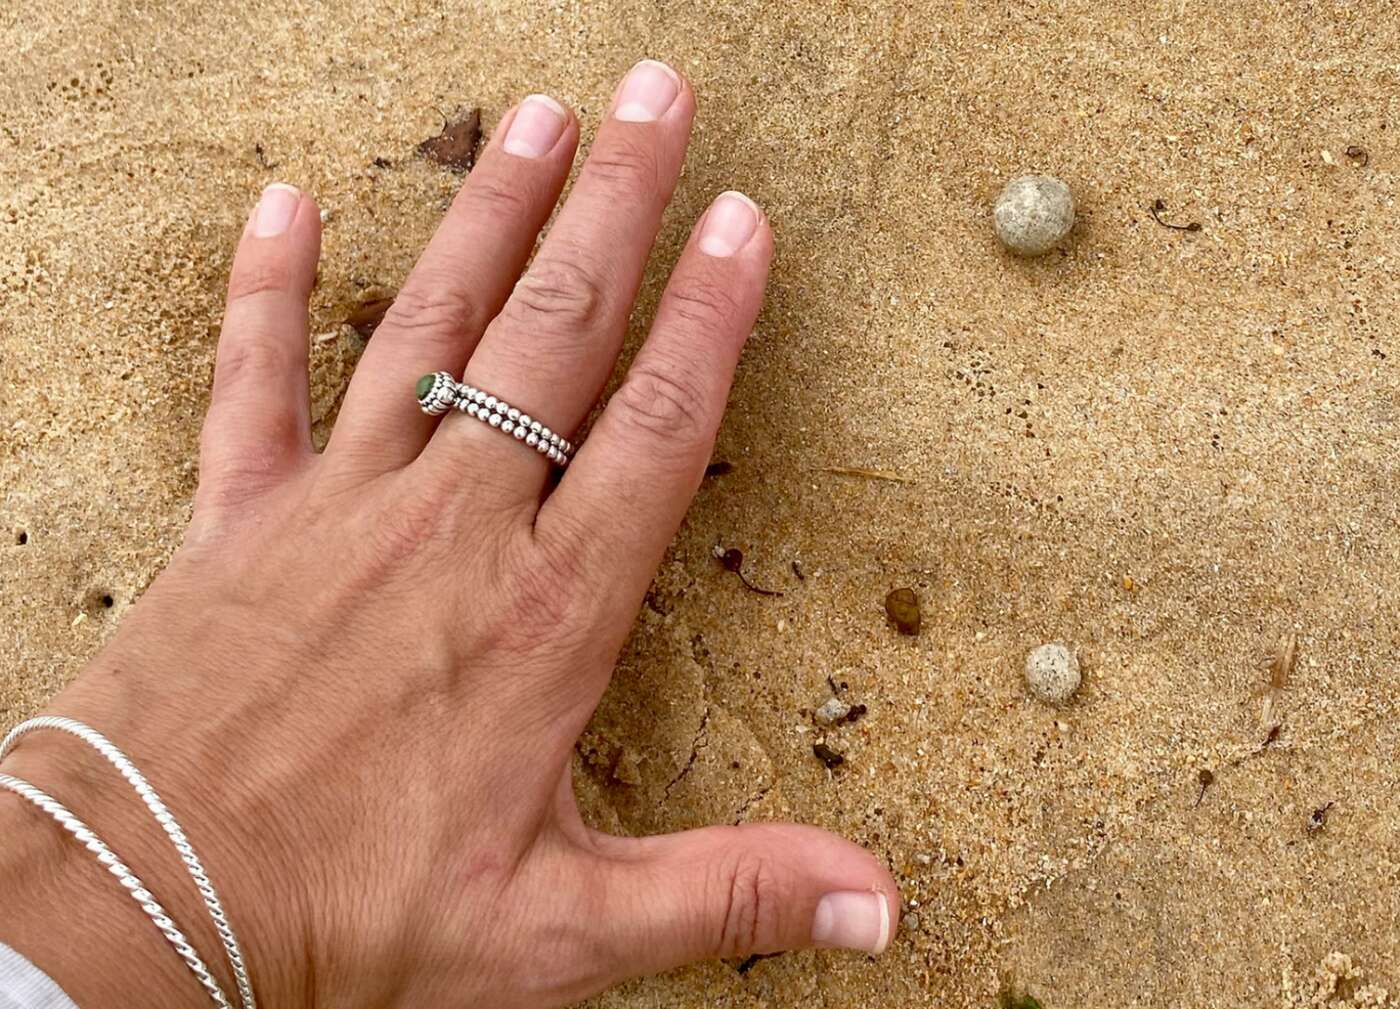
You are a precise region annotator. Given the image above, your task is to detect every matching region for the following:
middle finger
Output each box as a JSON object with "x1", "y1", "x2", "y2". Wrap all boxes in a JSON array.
[{"x1": 416, "y1": 60, "x2": 696, "y2": 504}]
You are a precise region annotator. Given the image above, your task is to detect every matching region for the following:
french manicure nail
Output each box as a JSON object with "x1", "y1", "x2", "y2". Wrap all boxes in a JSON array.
[
  {"x1": 613, "y1": 59, "x2": 680, "y2": 123},
  {"x1": 503, "y1": 94, "x2": 568, "y2": 158},
  {"x1": 698, "y1": 191, "x2": 760, "y2": 257},
  {"x1": 811, "y1": 891, "x2": 890, "y2": 955},
  {"x1": 252, "y1": 183, "x2": 300, "y2": 238}
]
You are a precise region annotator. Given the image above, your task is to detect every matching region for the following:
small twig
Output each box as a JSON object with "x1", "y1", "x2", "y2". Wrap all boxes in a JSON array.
[
  {"x1": 1149, "y1": 198, "x2": 1202, "y2": 232},
  {"x1": 821, "y1": 466, "x2": 916, "y2": 485}
]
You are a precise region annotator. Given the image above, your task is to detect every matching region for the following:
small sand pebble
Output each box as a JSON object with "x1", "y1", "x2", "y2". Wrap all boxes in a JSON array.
[
  {"x1": 901, "y1": 912, "x2": 921, "y2": 933},
  {"x1": 993, "y1": 174, "x2": 1075, "y2": 256},
  {"x1": 885, "y1": 587, "x2": 921, "y2": 635},
  {"x1": 814, "y1": 696, "x2": 851, "y2": 726},
  {"x1": 1024, "y1": 642, "x2": 1081, "y2": 704}
]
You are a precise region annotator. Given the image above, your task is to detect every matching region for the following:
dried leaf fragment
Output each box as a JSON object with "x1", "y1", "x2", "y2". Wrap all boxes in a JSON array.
[
  {"x1": 343, "y1": 295, "x2": 395, "y2": 338},
  {"x1": 418, "y1": 107, "x2": 482, "y2": 171}
]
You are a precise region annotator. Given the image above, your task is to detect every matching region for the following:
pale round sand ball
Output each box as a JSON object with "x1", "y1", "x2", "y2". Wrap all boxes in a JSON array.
[
  {"x1": 1024, "y1": 642, "x2": 1081, "y2": 704},
  {"x1": 993, "y1": 175, "x2": 1075, "y2": 256}
]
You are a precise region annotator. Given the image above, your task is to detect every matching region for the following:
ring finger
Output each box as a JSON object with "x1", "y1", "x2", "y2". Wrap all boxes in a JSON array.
[
  {"x1": 325, "y1": 94, "x2": 579, "y2": 474},
  {"x1": 415, "y1": 60, "x2": 696, "y2": 505}
]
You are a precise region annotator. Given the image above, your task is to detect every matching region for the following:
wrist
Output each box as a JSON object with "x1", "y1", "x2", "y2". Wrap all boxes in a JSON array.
[
  {"x1": 0, "y1": 734, "x2": 211, "y2": 1009},
  {"x1": 0, "y1": 693, "x2": 310, "y2": 1009}
]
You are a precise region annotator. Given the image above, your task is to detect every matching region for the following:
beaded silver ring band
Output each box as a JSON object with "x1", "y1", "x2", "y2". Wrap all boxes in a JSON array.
[{"x1": 416, "y1": 371, "x2": 575, "y2": 467}]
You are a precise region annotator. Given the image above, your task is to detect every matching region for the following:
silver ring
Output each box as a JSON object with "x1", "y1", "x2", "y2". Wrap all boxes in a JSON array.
[{"x1": 415, "y1": 372, "x2": 575, "y2": 466}]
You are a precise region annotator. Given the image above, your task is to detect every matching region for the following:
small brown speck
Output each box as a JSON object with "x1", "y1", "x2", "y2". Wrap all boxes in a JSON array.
[{"x1": 1344, "y1": 145, "x2": 1370, "y2": 167}]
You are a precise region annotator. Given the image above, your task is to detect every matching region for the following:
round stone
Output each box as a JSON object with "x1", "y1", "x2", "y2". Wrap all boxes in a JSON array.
[
  {"x1": 414, "y1": 374, "x2": 437, "y2": 401},
  {"x1": 993, "y1": 174, "x2": 1075, "y2": 256},
  {"x1": 1024, "y1": 642, "x2": 1081, "y2": 704}
]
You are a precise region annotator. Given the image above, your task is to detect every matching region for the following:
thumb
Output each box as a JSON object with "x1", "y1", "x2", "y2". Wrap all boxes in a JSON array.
[{"x1": 591, "y1": 822, "x2": 900, "y2": 977}]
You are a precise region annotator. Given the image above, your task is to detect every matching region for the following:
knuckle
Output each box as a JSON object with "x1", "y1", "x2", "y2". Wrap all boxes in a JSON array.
[
  {"x1": 505, "y1": 257, "x2": 610, "y2": 333},
  {"x1": 361, "y1": 481, "x2": 455, "y2": 571},
  {"x1": 193, "y1": 451, "x2": 275, "y2": 510},
  {"x1": 612, "y1": 359, "x2": 710, "y2": 443},
  {"x1": 583, "y1": 136, "x2": 660, "y2": 202},
  {"x1": 227, "y1": 257, "x2": 294, "y2": 302},
  {"x1": 213, "y1": 336, "x2": 291, "y2": 395},
  {"x1": 714, "y1": 847, "x2": 781, "y2": 958},
  {"x1": 490, "y1": 532, "x2": 597, "y2": 655},
  {"x1": 454, "y1": 173, "x2": 531, "y2": 223},
  {"x1": 665, "y1": 276, "x2": 740, "y2": 331},
  {"x1": 380, "y1": 281, "x2": 484, "y2": 350}
]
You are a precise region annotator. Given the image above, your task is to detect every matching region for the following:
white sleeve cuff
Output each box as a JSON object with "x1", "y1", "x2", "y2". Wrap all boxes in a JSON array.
[{"x1": 0, "y1": 942, "x2": 79, "y2": 1009}]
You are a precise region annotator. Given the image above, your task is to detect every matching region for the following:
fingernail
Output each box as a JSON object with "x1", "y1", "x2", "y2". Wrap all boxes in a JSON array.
[
  {"x1": 811, "y1": 891, "x2": 890, "y2": 955},
  {"x1": 698, "y1": 191, "x2": 760, "y2": 257},
  {"x1": 503, "y1": 94, "x2": 568, "y2": 158},
  {"x1": 613, "y1": 59, "x2": 680, "y2": 123},
  {"x1": 252, "y1": 183, "x2": 300, "y2": 238}
]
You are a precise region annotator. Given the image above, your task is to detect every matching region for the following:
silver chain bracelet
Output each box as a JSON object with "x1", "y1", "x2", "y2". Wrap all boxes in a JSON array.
[{"x1": 0, "y1": 717, "x2": 255, "y2": 1009}]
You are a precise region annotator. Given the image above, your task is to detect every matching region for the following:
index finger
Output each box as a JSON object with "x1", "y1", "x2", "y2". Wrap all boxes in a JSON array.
[{"x1": 535, "y1": 191, "x2": 772, "y2": 611}]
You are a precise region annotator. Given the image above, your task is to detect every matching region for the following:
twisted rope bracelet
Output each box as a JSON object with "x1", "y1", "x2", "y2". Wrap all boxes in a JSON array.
[
  {"x1": 0, "y1": 717, "x2": 255, "y2": 1009},
  {"x1": 0, "y1": 772, "x2": 234, "y2": 1008}
]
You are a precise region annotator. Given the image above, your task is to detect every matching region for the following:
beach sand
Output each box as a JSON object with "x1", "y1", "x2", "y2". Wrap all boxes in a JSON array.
[{"x1": 3, "y1": 1, "x2": 1398, "y2": 1006}]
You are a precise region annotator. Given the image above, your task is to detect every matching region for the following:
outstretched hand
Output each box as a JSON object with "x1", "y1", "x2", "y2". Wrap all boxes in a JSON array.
[{"x1": 0, "y1": 60, "x2": 898, "y2": 1008}]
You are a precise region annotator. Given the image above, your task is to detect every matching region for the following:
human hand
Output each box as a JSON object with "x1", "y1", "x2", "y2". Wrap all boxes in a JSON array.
[{"x1": 0, "y1": 60, "x2": 898, "y2": 1008}]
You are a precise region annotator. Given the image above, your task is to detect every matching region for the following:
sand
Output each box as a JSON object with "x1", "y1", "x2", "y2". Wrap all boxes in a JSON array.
[{"x1": 3, "y1": 1, "x2": 1398, "y2": 1006}]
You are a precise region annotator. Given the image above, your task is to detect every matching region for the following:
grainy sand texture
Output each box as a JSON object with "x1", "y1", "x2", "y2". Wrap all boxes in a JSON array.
[{"x1": 3, "y1": 2, "x2": 1398, "y2": 1006}]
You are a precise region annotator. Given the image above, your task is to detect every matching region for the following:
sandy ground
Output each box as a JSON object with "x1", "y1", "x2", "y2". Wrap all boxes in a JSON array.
[{"x1": 3, "y1": 1, "x2": 1399, "y2": 1006}]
